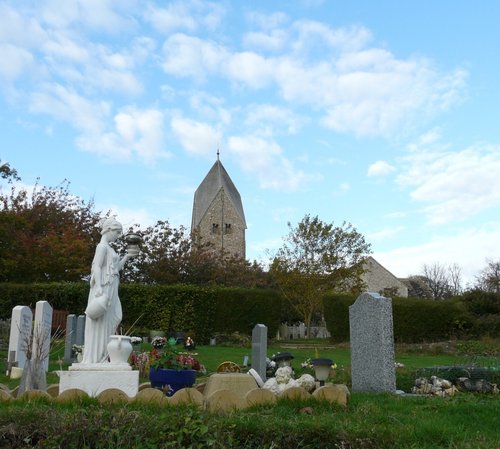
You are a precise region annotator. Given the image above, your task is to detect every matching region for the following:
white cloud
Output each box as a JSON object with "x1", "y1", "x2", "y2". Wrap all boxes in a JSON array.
[
  {"x1": 29, "y1": 84, "x2": 168, "y2": 163},
  {"x1": 367, "y1": 226, "x2": 405, "y2": 241},
  {"x1": 145, "y1": 0, "x2": 225, "y2": 34},
  {"x1": 374, "y1": 223, "x2": 500, "y2": 285},
  {"x1": 291, "y1": 21, "x2": 372, "y2": 55},
  {"x1": 41, "y1": 0, "x2": 138, "y2": 33},
  {"x1": 188, "y1": 92, "x2": 232, "y2": 125},
  {"x1": 161, "y1": 34, "x2": 227, "y2": 79},
  {"x1": 171, "y1": 116, "x2": 221, "y2": 156},
  {"x1": 244, "y1": 104, "x2": 305, "y2": 136},
  {"x1": 0, "y1": 4, "x2": 47, "y2": 48},
  {"x1": 159, "y1": 20, "x2": 466, "y2": 138},
  {"x1": 30, "y1": 84, "x2": 110, "y2": 134},
  {"x1": 397, "y1": 143, "x2": 500, "y2": 224},
  {"x1": 243, "y1": 30, "x2": 288, "y2": 52},
  {"x1": 246, "y1": 11, "x2": 289, "y2": 30},
  {"x1": 368, "y1": 160, "x2": 396, "y2": 177},
  {"x1": 227, "y1": 135, "x2": 310, "y2": 190},
  {"x1": 0, "y1": 44, "x2": 36, "y2": 81}
]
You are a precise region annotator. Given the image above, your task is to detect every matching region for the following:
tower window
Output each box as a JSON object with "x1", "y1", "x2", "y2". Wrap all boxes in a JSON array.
[
  {"x1": 224, "y1": 223, "x2": 232, "y2": 234},
  {"x1": 212, "y1": 223, "x2": 219, "y2": 234}
]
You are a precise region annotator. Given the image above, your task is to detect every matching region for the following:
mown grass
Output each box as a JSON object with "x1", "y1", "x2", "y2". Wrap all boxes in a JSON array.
[
  {"x1": 0, "y1": 338, "x2": 499, "y2": 448},
  {"x1": 0, "y1": 393, "x2": 499, "y2": 448}
]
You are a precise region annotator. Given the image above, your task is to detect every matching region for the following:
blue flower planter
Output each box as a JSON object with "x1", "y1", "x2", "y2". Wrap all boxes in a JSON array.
[{"x1": 149, "y1": 368, "x2": 197, "y2": 397}]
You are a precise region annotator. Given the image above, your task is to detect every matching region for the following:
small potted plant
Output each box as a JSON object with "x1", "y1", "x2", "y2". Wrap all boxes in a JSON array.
[{"x1": 149, "y1": 337, "x2": 204, "y2": 396}]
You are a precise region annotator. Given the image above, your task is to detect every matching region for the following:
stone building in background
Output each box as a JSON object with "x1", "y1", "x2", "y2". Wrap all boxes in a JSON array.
[
  {"x1": 361, "y1": 256, "x2": 408, "y2": 297},
  {"x1": 191, "y1": 156, "x2": 246, "y2": 259}
]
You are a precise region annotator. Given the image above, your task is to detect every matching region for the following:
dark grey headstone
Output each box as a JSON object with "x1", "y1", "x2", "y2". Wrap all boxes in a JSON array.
[
  {"x1": 76, "y1": 315, "x2": 86, "y2": 346},
  {"x1": 251, "y1": 324, "x2": 267, "y2": 381},
  {"x1": 64, "y1": 314, "x2": 77, "y2": 363},
  {"x1": 349, "y1": 292, "x2": 396, "y2": 393}
]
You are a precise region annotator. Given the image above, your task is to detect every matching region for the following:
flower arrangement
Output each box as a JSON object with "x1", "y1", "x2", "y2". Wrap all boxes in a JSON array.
[
  {"x1": 72, "y1": 344, "x2": 84, "y2": 355},
  {"x1": 151, "y1": 336, "x2": 167, "y2": 349},
  {"x1": 151, "y1": 338, "x2": 204, "y2": 372},
  {"x1": 130, "y1": 336, "x2": 142, "y2": 345},
  {"x1": 184, "y1": 336, "x2": 195, "y2": 350},
  {"x1": 300, "y1": 357, "x2": 337, "y2": 374}
]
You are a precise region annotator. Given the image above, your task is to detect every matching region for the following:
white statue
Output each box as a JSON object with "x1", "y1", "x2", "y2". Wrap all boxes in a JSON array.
[{"x1": 81, "y1": 218, "x2": 134, "y2": 364}]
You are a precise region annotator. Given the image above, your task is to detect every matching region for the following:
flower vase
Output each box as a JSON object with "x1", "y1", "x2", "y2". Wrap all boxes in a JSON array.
[
  {"x1": 149, "y1": 368, "x2": 197, "y2": 397},
  {"x1": 107, "y1": 335, "x2": 133, "y2": 365}
]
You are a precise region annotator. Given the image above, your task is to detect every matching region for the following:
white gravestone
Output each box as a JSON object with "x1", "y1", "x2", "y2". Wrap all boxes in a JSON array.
[
  {"x1": 32, "y1": 301, "x2": 53, "y2": 372},
  {"x1": 7, "y1": 306, "x2": 33, "y2": 372},
  {"x1": 349, "y1": 292, "x2": 396, "y2": 393}
]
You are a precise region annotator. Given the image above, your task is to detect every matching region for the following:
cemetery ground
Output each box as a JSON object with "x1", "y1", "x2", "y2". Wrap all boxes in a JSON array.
[{"x1": 1, "y1": 338, "x2": 500, "y2": 449}]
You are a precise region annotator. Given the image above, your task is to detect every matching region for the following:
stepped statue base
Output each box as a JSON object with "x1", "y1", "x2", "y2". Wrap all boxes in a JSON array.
[{"x1": 58, "y1": 362, "x2": 139, "y2": 397}]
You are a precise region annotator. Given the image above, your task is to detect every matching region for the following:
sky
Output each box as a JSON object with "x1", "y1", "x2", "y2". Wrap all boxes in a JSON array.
[{"x1": 1, "y1": 0, "x2": 500, "y2": 287}]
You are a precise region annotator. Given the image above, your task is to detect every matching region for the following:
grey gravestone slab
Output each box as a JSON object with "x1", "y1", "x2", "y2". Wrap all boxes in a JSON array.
[
  {"x1": 64, "y1": 314, "x2": 77, "y2": 363},
  {"x1": 76, "y1": 315, "x2": 86, "y2": 346},
  {"x1": 7, "y1": 306, "x2": 33, "y2": 370},
  {"x1": 251, "y1": 324, "x2": 267, "y2": 382},
  {"x1": 32, "y1": 301, "x2": 53, "y2": 372},
  {"x1": 349, "y1": 292, "x2": 396, "y2": 393}
]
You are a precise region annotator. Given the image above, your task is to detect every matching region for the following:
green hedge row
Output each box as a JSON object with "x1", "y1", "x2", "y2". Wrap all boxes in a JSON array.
[
  {"x1": 0, "y1": 283, "x2": 282, "y2": 343},
  {"x1": 323, "y1": 294, "x2": 481, "y2": 343}
]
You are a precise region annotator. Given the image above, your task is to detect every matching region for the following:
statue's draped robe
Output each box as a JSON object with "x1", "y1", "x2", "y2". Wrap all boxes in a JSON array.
[{"x1": 82, "y1": 243, "x2": 122, "y2": 364}]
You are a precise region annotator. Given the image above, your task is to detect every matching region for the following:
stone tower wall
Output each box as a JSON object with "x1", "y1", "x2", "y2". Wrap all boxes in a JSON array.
[{"x1": 197, "y1": 189, "x2": 246, "y2": 259}]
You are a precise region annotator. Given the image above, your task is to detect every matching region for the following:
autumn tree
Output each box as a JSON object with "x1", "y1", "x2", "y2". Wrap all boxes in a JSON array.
[
  {"x1": 120, "y1": 220, "x2": 271, "y2": 287},
  {"x1": 0, "y1": 160, "x2": 20, "y2": 182},
  {"x1": 0, "y1": 178, "x2": 101, "y2": 282},
  {"x1": 270, "y1": 214, "x2": 371, "y2": 334}
]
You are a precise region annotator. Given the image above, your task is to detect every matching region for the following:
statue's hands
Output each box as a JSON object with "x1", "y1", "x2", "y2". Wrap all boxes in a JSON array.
[{"x1": 95, "y1": 287, "x2": 103, "y2": 297}]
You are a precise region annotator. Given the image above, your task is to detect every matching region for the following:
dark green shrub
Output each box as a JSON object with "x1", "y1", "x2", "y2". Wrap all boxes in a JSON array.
[
  {"x1": 322, "y1": 294, "x2": 355, "y2": 342},
  {"x1": 213, "y1": 287, "x2": 282, "y2": 337},
  {"x1": 0, "y1": 283, "x2": 282, "y2": 343},
  {"x1": 323, "y1": 294, "x2": 473, "y2": 343},
  {"x1": 461, "y1": 290, "x2": 500, "y2": 316}
]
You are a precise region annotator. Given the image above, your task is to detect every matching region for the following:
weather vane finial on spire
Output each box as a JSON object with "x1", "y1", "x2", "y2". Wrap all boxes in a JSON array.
[{"x1": 216, "y1": 143, "x2": 220, "y2": 161}]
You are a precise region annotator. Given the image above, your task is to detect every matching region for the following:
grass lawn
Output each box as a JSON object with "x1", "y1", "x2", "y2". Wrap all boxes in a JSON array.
[{"x1": 0, "y1": 338, "x2": 499, "y2": 448}]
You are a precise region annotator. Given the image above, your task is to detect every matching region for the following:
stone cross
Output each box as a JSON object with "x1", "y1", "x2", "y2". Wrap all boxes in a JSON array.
[
  {"x1": 7, "y1": 305, "x2": 33, "y2": 371},
  {"x1": 63, "y1": 314, "x2": 77, "y2": 363},
  {"x1": 251, "y1": 324, "x2": 267, "y2": 382},
  {"x1": 32, "y1": 301, "x2": 53, "y2": 372},
  {"x1": 349, "y1": 292, "x2": 396, "y2": 393}
]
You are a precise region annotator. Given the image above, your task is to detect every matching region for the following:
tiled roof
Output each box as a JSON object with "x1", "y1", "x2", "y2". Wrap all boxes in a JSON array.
[{"x1": 191, "y1": 160, "x2": 246, "y2": 230}]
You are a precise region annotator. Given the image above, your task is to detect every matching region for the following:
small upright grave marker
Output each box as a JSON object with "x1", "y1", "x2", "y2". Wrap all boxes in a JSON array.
[
  {"x1": 7, "y1": 306, "x2": 32, "y2": 372},
  {"x1": 76, "y1": 315, "x2": 86, "y2": 346},
  {"x1": 349, "y1": 292, "x2": 396, "y2": 393},
  {"x1": 32, "y1": 301, "x2": 53, "y2": 372},
  {"x1": 64, "y1": 314, "x2": 77, "y2": 363},
  {"x1": 251, "y1": 324, "x2": 267, "y2": 382}
]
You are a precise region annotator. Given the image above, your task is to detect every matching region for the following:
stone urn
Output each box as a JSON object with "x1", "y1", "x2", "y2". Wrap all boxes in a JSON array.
[{"x1": 107, "y1": 335, "x2": 133, "y2": 365}]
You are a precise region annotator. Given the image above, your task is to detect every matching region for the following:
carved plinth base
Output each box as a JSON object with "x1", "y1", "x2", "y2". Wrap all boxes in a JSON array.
[{"x1": 58, "y1": 363, "x2": 139, "y2": 397}]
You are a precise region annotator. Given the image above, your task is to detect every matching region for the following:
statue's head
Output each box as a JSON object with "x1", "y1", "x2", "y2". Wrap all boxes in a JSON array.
[{"x1": 100, "y1": 217, "x2": 123, "y2": 236}]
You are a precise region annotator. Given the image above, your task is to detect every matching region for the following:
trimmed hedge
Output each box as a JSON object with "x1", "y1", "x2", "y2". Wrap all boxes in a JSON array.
[
  {"x1": 0, "y1": 282, "x2": 282, "y2": 343},
  {"x1": 212, "y1": 287, "x2": 282, "y2": 337},
  {"x1": 323, "y1": 294, "x2": 473, "y2": 343},
  {"x1": 0, "y1": 282, "x2": 88, "y2": 317}
]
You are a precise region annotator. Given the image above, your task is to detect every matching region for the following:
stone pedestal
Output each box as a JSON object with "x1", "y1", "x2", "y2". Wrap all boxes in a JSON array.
[{"x1": 58, "y1": 363, "x2": 139, "y2": 398}]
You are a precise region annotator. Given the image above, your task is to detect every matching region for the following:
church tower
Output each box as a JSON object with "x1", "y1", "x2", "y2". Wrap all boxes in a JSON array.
[{"x1": 191, "y1": 156, "x2": 246, "y2": 259}]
